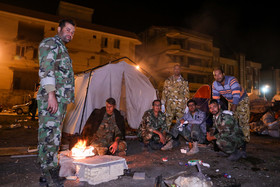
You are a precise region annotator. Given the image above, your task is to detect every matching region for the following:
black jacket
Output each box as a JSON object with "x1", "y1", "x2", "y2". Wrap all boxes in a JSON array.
[{"x1": 82, "y1": 107, "x2": 126, "y2": 140}]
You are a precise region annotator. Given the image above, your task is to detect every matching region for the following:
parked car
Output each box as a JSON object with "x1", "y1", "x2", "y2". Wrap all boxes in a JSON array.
[{"x1": 12, "y1": 101, "x2": 32, "y2": 115}]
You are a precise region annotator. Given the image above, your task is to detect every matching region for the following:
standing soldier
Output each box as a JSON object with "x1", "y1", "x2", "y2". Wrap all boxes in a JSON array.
[
  {"x1": 161, "y1": 64, "x2": 190, "y2": 130},
  {"x1": 37, "y1": 19, "x2": 76, "y2": 187},
  {"x1": 212, "y1": 67, "x2": 250, "y2": 157}
]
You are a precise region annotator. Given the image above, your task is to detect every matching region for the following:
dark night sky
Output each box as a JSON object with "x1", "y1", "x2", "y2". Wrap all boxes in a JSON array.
[{"x1": 1, "y1": 0, "x2": 280, "y2": 69}]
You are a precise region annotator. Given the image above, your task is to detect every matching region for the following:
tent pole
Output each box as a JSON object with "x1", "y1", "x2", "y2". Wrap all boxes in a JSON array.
[{"x1": 78, "y1": 70, "x2": 93, "y2": 134}]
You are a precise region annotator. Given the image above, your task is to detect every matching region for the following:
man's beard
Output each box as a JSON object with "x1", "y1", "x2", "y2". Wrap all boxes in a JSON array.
[
  {"x1": 61, "y1": 35, "x2": 71, "y2": 43},
  {"x1": 58, "y1": 32, "x2": 71, "y2": 43},
  {"x1": 217, "y1": 76, "x2": 225, "y2": 83},
  {"x1": 211, "y1": 110, "x2": 219, "y2": 116}
]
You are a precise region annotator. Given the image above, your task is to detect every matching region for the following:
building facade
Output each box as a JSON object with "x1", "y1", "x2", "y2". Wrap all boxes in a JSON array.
[
  {"x1": 137, "y1": 26, "x2": 262, "y2": 96},
  {"x1": 0, "y1": 2, "x2": 141, "y2": 107}
]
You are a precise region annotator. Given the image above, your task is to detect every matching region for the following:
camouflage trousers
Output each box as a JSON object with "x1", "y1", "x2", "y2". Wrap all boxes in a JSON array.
[
  {"x1": 90, "y1": 141, "x2": 127, "y2": 155},
  {"x1": 138, "y1": 127, "x2": 172, "y2": 145},
  {"x1": 170, "y1": 123, "x2": 205, "y2": 144},
  {"x1": 165, "y1": 100, "x2": 186, "y2": 130},
  {"x1": 229, "y1": 96, "x2": 250, "y2": 142},
  {"x1": 37, "y1": 99, "x2": 67, "y2": 171},
  {"x1": 216, "y1": 134, "x2": 244, "y2": 154}
]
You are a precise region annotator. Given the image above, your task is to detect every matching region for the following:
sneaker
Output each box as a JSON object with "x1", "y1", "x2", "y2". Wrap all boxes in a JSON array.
[
  {"x1": 186, "y1": 147, "x2": 199, "y2": 155},
  {"x1": 161, "y1": 140, "x2": 174, "y2": 151},
  {"x1": 186, "y1": 142, "x2": 199, "y2": 155},
  {"x1": 240, "y1": 150, "x2": 247, "y2": 159}
]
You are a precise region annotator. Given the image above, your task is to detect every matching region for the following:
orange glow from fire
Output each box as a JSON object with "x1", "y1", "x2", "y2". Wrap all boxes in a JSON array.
[{"x1": 71, "y1": 140, "x2": 95, "y2": 159}]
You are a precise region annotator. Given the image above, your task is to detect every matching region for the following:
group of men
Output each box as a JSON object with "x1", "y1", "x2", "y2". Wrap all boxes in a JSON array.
[
  {"x1": 137, "y1": 66, "x2": 249, "y2": 161},
  {"x1": 37, "y1": 19, "x2": 250, "y2": 187}
]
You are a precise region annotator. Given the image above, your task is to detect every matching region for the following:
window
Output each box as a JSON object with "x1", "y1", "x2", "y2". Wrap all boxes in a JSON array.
[
  {"x1": 33, "y1": 48, "x2": 38, "y2": 59},
  {"x1": 188, "y1": 57, "x2": 202, "y2": 66},
  {"x1": 169, "y1": 55, "x2": 185, "y2": 63},
  {"x1": 13, "y1": 71, "x2": 39, "y2": 90},
  {"x1": 221, "y1": 64, "x2": 226, "y2": 73},
  {"x1": 228, "y1": 65, "x2": 234, "y2": 75},
  {"x1": 187, "y1": 73, "x2": 208, "y2": 84},
  {"x1": 17, "y1": 21, "x2": 44, "y2": 42},
  {"x1": 189, "y1": 41, "x2": 202, "y2": 50},
  {"x1": 189, "y1": 41, "x2": 211, "y2": 52},
  {"x1": 167, "y1": 37, "x2": 185, "y2": 49},
  {"x1": 114, "y1": 39, "x2": 120, "y2": 49},
  {"x1": 16, "y1": 45, "x2": 25, "y2": 57},
  {"x1": 101, "y1": 37, "x2": 108, "y2": 48}
]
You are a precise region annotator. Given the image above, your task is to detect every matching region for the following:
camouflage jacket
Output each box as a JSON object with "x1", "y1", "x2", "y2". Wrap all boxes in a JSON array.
[
  {"x1": 37, "y1": 35, "x2": 74, "y2": 104},
  {"x1": 161, "y1": 75, "x2": 189, "y2": 104},
  {"x1": 138, "y1": 109, "x2": 167, "y2": 136},
  {"x1": 90, "y1": 113, "x2": 122, "y2": 146},
  {"x1": 213, "y1": 110, "x2": 244, "y2": 140}
]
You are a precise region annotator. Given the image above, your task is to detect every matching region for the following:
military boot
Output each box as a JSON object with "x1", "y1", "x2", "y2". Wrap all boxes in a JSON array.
[
  {"x1": 240, "y1": 143, "x2": 247, "y2": 158},
  {"x1": 227, "y1": 150, "x2": 243, "y2": 161},
  {"x1": 49, "y1": 166, "x2": 65, "y2": 187},
  {"x1": 40, "y1": 169, "x2": 54, "y2": 187}
]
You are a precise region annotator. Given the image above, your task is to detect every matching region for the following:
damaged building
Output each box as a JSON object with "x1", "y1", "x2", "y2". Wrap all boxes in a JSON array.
[
  {"x1": 0, "y1": 1, "x2": 141, "y2": 107},
  {"x1": 136, "y1": 26, "x2": 262, "y2": 96}
]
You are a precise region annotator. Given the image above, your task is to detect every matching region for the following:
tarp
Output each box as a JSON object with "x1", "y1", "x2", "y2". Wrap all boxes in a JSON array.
[
  {"x1": 192, "y1": 85, "x2": 211, "y2": 113},
  {"x1": 63, "y1": 61, "x2": 157, "y2": 134}
]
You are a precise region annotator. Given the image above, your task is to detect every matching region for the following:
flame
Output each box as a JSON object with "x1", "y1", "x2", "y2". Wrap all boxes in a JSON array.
[{"x1": 71, "y1": 139, "x2": 95, "y2": 159}]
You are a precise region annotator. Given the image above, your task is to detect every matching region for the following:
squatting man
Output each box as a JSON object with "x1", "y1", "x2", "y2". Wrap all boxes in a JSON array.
[{"x1": 82, "y1": 98, "x2": 127, "y2": 156}]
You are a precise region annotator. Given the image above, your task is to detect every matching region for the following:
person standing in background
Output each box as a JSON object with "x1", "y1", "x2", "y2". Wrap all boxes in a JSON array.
[{"x1": 161, "y1": 64, "x2": 190, "y2": 130}]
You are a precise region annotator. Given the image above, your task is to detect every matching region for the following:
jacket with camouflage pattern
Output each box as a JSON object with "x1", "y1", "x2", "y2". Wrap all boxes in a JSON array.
[
  {"x1": 162, "y1": 75, "x2": 190, "y2": 104},
  {"x1": 213, "y1": 110, "x2": 244, "y2": 140},
  {"x1": 37, "y1": 35, "x2": 74, "y2": 104}
]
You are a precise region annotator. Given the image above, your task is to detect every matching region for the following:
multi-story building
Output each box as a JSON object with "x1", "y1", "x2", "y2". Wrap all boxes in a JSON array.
[
  {"x1": 0, "y1": 1, "x2": 141, "y2": 107},
  {"x1": 137, "y1": 26, "x2": 216, "y2": 95},
  {"x1": 137, "y1": 26, "x2": 262, "y2": 97}
]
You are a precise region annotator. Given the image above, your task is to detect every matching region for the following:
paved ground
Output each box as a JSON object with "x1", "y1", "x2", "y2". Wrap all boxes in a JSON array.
[{"x1": 0, "y1": 114, "x2": 280, "y2": 187}]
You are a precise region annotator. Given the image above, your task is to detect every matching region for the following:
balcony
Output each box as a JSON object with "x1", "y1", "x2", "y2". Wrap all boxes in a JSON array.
[
  {"x1": 189, "y1": 48, "x2": 212, "y2": 57},
  {"x1": 165, "y1": 44, "x2": 181, "y2": 54}
]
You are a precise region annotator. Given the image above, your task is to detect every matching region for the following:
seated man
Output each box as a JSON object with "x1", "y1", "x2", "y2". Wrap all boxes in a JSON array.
[
  {"x1": 138, "y1": 99, "x2": 172, "y2": 150},
  {"x1": 207, "y1": 99, "x2": 245, "y2": 161},
  {"x1": 82, "y1": 98, "x2": 127, "y2": 156},
  {"x1": 161, "y1": 99, "x2": 206, "y2": 155},
  {"x1": 259, "y1": 106, "x2": 280, "y2": 137}
]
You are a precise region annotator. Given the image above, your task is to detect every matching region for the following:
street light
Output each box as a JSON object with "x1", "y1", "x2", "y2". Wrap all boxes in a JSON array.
[{"x1": 261, "y1": 85, "x2": 270, "y2": 100}]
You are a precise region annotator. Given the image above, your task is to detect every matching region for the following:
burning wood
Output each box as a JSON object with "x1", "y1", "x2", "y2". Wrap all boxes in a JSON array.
[{"x1": 71, "y1": 140, "x2": 95, "y2": 159}]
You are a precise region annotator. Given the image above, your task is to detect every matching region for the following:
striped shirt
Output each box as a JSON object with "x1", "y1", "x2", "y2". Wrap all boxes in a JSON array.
[{"x1": 212, "y1": 76, "x2": 247, "y2": 105}]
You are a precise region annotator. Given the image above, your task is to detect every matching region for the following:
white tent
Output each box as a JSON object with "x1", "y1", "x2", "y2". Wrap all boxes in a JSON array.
[{"x1": 63, "y1": 61, "x2": 157, "y2": 134}]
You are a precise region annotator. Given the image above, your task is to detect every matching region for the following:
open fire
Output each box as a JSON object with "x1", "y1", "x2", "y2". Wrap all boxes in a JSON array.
[
  {"x1": 59, "y1": 139, "x2": 127, "y2": 185},
  {"x1": 71, "y1": 139, "x2": 95, "y2": 159}
]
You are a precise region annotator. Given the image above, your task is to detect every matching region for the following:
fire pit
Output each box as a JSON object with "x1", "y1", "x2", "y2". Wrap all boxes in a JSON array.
[{"x1": 59, "y1": 140, "x2": 128, "y2": 185}]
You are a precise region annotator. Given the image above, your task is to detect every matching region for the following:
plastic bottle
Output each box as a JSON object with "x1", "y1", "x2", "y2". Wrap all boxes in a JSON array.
[
  {"x1": 186, "y1": 160, "x2": 210, "y2": 167},
  {"x1": 187, "y1": 160, "x2": 202, "y2": 166}
]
